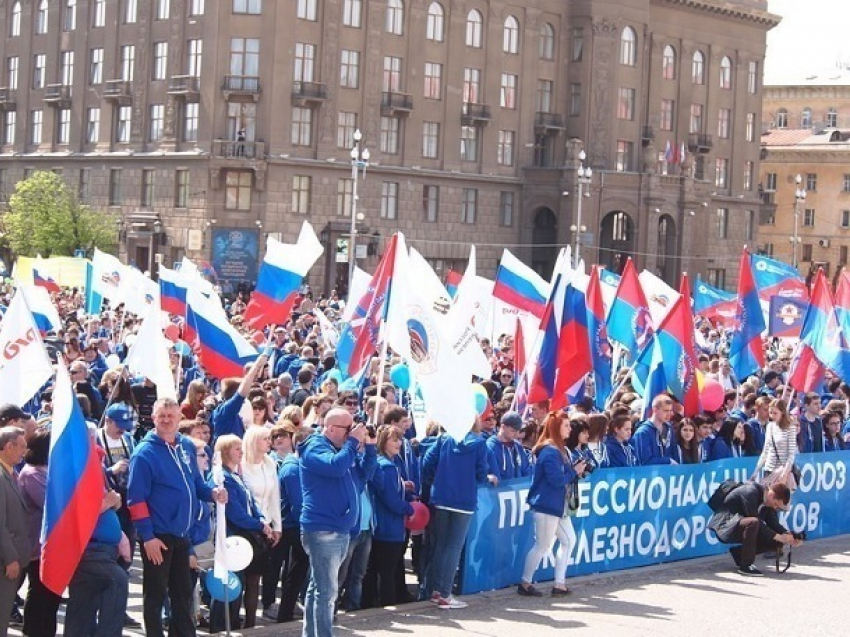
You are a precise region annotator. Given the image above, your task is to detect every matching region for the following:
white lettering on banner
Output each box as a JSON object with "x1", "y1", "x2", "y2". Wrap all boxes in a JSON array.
[
  {"x1": 497, "y1": 488, "x2": 530, "y2": 529},
  {"x1": 797, "y1": 460, "x2": 846, "y2": 493},
  {"x1": 780, "y1": 502, "x2": 820, "y2": 534}
]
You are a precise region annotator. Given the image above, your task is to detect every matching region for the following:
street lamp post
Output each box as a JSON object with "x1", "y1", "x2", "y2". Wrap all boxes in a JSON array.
[
  {"x1": 792, "y1": 173, "x2": 806, "y2": 270},
  {"x1": 571, "y1": 150, "x2": 593, "y2": 267},
  {"x1": 348, "y1": 129, "x2": 370, "y2": 295}
]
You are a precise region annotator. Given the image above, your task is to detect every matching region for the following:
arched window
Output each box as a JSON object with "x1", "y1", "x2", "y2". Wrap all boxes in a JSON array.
[
  {"x1": 776, "y1": 108, "x2": 788, "y2": 129},
  {"x1": 426, "y1": 2, "x2": 444, "y2": 42},
  {"x1": 538, "y1": 23, "x2": 555, "y2": 60},
  {"x1": 662, "y1": 45, "x2": 676, "y2": 80},
  {"x1": 503, "y1": 16, "x2": 519, "y2": 54},
  {"x1": 612, "y1": 211, "x2": 631, "y2": 241},
  {"x1": 827, "y1": 107, "x2": 838, "y2": 127},
  {"x1": 36, "y1": 0, "x2": 49, "y2": 34},
  {"x1": 801, "y1": 107, "x2": 812, "y2": 128},
  {"x1": 620, "y1": 26, "x2": 636, "y2": 66},
  {"x1": 386, "y1": 0, "x2": 403, "y2": 35},
  {"x1": 692, "y1": 50, "x2": 705, "y2": 84},
  {"x1": 466, "y1": 10, "x2": 483, "y2": 48},
  {"x1": 10, "y1": 2, "x2": 21, "y2": 37},
  {"x1": 719, "y1": 56, "x2": 732, "y2": 89}
]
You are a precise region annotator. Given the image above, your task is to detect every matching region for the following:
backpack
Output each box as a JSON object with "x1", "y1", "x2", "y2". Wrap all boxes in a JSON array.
[{"x1": 707, "y1": 479, "x2": 742, "y2": 512}]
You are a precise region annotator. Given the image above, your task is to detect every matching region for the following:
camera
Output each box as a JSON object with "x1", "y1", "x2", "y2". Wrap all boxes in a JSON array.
[{"x1": 792, "y1": 531, "x2": 806, "y2": 541}]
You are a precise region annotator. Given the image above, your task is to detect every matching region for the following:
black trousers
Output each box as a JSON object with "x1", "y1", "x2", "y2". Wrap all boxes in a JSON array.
[
  {"x1": 140, "y1": 534, "x2": 195, "y2": 637},
  {"x1": 262, "y1": 535, "x2": 289, "y2": 609},
  {"x1": 22, "y1": 559, "x2": 62, "y2": 637},
  {"x1": 362, "y1": 540, "x2": 406, "y2": 608},
  {"x1": 277, "y1": 526, "x2": 309, "y2": 622}
]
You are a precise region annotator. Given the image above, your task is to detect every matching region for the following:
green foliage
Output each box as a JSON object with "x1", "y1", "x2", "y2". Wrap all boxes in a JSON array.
[{"x1": 4, "y1": 170, "x2": 118, "y2": 257}]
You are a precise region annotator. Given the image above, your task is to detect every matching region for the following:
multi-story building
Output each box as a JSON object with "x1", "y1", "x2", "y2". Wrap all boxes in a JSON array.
[{"x1": 0, "y1": 0, "x2": 778, "y2": 294}]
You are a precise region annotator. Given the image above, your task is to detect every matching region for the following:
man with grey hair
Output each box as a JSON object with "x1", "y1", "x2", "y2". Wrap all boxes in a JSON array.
[
  {"x1": 0, "y1": 426, "x2": 29, "y2": 636},
  {"x1": 272, "y1": 373, "x2": 294, "y2": 412}
]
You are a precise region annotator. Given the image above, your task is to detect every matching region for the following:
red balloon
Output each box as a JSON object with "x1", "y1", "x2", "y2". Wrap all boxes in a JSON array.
[
  {"x1": 251, "y1": 331, "x2": 266, "y2": 346},
  {"x1": 164, "y1": 323, "x2": 180, "y2": 343},
  {"x1": 405, "y1": 501, "x2": 431, "y2": 532},
  {"x1": 700, "y1": 379, "x2": 725, "y2": 412}
]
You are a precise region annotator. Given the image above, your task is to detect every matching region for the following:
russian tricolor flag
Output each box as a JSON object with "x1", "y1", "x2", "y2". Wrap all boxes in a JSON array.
[
  {"x1": 41, "y1": 361, "x2": 104, "y2": 595},
  {"x1": 493, "y1": 250, "x2": 548, "y2": 319},
  {"x1": 159, "y1": 265, "x2": 189, "y2": 316},
  {"x1": 33, "y1": 268, "x2": 60, "y2": 294},
  {"x1": 244, "y1": 222, "x2": 324, "y2": 330},
  {"x1": 445, "y1": 269, "x2": 462, "y2": 299},
  {"x1": 21, "y1": 285, "x2": 61, "y2": 335}
]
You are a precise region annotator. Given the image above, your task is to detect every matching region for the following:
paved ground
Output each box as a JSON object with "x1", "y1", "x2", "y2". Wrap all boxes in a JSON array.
[{"x1": 10, "y1": 534, "x2": 850, "y2": 635}]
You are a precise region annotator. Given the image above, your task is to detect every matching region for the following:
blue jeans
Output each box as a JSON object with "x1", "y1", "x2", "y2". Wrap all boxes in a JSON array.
[
  {"x1": 338, "y1": 530, "x2": 371, "y2": 611},
  {"x1": 429, "y1": 508, "x2": 472, "y2": 598},
  {"x1": 301, "y1": 531, "x2": 350, "y2": 637},
  {"x1": 65, "y1": 543, "x2": 129, "y2": 637}
]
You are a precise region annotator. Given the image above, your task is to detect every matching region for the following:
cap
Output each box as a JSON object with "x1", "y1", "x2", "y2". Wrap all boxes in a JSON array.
[
  {"x1": 0, "y1": 404, "x2": 31, "y2": 425},
  {"x1": 500, "y1": 411, "x2": 523, "y2": 431},
  {"x1": 105, "y1": 402, "x2": 135, "y2": 432}
]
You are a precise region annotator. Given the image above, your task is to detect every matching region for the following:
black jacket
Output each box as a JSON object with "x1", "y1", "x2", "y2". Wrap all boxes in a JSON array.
[{"x1": 708, "y1": 482, "x2": 786, "y2": 544}]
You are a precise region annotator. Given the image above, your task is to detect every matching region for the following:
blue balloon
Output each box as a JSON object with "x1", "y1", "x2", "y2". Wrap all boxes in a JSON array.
[
  {"x1": 473, "y1": 391, "x2": 488, "y2": 415},
  {"x1": 174, "y1": 341, "x2": 192, "y2": 356},
  {"x1": 339, "y1": 378, "x2": 358, "y2": 392},
  {"x1": 205, "y1": 570, "x2": 243, "y2": 602},
  {"x1": 389, "y1": 363, "x2": 411, "y2": 391}
]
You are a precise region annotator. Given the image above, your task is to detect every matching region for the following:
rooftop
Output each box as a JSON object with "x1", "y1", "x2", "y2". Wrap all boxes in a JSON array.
[{"x1": 761, "y1": 127, "x2": 850, "y2": 147}]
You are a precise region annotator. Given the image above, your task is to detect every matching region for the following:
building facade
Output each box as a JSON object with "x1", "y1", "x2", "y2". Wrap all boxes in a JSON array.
[{"x1": 0, "y1": 0, "x2": 778, "y2": 294}]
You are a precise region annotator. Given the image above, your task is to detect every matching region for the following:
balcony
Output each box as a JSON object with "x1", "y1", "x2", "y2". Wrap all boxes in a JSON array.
[
  {"x1": 642, "y1": 125, "x2": 655, "y2": 146},
  {"x1": 687, "y1": 132, "x2": 713, "y2": 153},
  {"x1": 212, "y1": 139, "x2": 265, "y2": 160},
  {"x1": 168, "y1": 75, "x2": 200, "y2": 102},
  {"x1": 0, "y1": 87, "x2": 15, "y2": 112},
  {"x1": 221, "y1": 75, "x2": 261, "y2": 101},
  {"x1": 43, "y1": 84, "x2": 71, "y2": 107},
  {"x1": 534, "y1": 112, "x2": 564, "y2": 132},
  {"x1": 759, "y1": 190, "x2": 777, "y2": 225},
  {"x1": 381, "y1": 92, "x2": 413, "y2": 116},
  {"x1": 461, "y1": 102, "x2": 491, "y2": 125},
  {"x1": 291, "y1": 81, "x2": 328, "y2": 107},
  {"x1": 103, "y1": 79, "x2": 132, "y2": 105}
]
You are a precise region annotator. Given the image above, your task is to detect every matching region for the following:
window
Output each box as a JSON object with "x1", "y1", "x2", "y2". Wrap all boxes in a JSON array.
[
  {"x1": 570, "y1": 83, "x2": 581, "y2": 116},
  {"x1": 503, "y1": 16, "x2": 519, "y2": 54},
  {"x1": 744, "y1": 161, "x2": 754, "y2": 191},
  {"x1": 842, "y1": 245, "x2": 848, "y2": 264},
  {"x1": 292, "y1": 175, "x2": 311, "y2": 214},
  {"x1": 380, "y1": 182, "x2": 399, "y2": 219},
  {"x1": 844, "y1": 174, "x2": 850, "y2": 192},
  {"x1": 715, "y1": 158, "x2": 728, "y2": 188},
  {"x1": 153, "y1": 43, "x2": 168, "y2": 80},
  {"x1": 539, "y1": 23, "x2": 555, "y2": 60},
  {"x1": 462, "y1": 68, "x2": 481, "y2": 103},
  {"x1": 230, "y1": 38, "x2": 259, "y2": 77},
  {"x1": 30, "y1": 110, "x2": 42, "y2": 145},
  {"x1": 33, "y1": 54, "x2": 46, "y2": 88},
  {"x1": 6, "y1": 57, "x2": 18, "y2": 91},
  {"x1": 382, "y1": 56, "x2": 401, "y2": 92},
  {"x1": 386, "y1": 0, "x2": 403, "y2": 35},
  {"x1": 93, "y1": 0, "x2": 106, "y2": 25},
  {"x1": 717, "y1": 108, "x2": 731, "y2": 139},
  {"x1": 187, "y1": 40, "x2": 203, "y2": 76},
  {"x1": 233, "y1": 0, "x2": 261, "y2": 13},
  {"x1": 343, "y1": 0, "x2": 361, "y2": 27},
  {"x1": 183, "y1": 103, "x2": 199, "y2": 141},
  {"x1": 189, "y1": 0, "x2": 204, "y2": 16},
  {"x1": 423, "y1": 185, "x2": 439, "y2": 222},
  {"x1": 422, "y1": 121, "x2": 439, "y2": 158},
  {"x1": 689, "y1": 104, "x2": 703, "y2": 134},
  {"x1": 3, "y1": 112, "x2": 15, "y2": 145},
  {"x1": 466, "y1": 10, "x2": 482, "y2": 48},
  {"x1": 765, "y1": 172, "x2": 777, "y2": 191},
  {"x1": 617, "y1": 87, "x2": 635, "y2": 120},
  {"x1": 225, "y1": 171, "x2": 252, "y2": 210},
  {"x1": 747, "y1": 61, "x2": 758, "y2": 94},
  {"x1": 89, "y1": 48, "x2": 103, "y2": 85},
  {"x1": 124, "y1": 0, "x2": 138, "y2": 23},
  {"x1": 801, "y1": 243, "x2": 814, "y2": 262},
  {"x1": 460, "y1": 125, "x2": 478, "y2": 161},
  {"x1": 379, "y1": 116, "x2": 399, "y2": 154},
  {"x1": 620, "y1": 27, "x2": 636, "y2": 66},
  {"x1": 156, "y1": 0, "x2": 170, "y2": 19},
  {"x1": 719, "y1": 56, "x2": 732, "y2": 89},
  {"x1": 337, "y1": 178, "x2": 353, "y2": 216},
  {"x1": 337, "y1": 111, "x2": 356, "y2": 148},
  {"x1": 86, "y1": 107, "x2": 100, "y2": 143},
  {"x1": 340, "y1": 50, "x2": 359, "y2": 88},
  {"x1": 571, "y1": 27, "x2": 583, "y2": 62},
  {"x1": 79, "y1": 168, "x2": 90, "y2": 201},
  {"x1": 500, "y1": 192, "x2": 514, "y2": 226},
  {"x1": 120, "y1": 45, "x2": 135, "y2": 81},
  {"x1": 10, "y1": 2, "x2": 21, "y2": 37},
  {"x1": 615, "y1": 140, "x2": 633, "y2": 172},
  {"x1": 424, "y1": 63, "x2": 442, "y2": 99},
  {"x1": 116, "y1": 106, "x2": 132, "y2": 142},
  {"x1": 291, "y1": 107, "x2": 312, "y2": 145},
  {"x1": 461, "y1": 188, "x2": 477, "y2": 224},
  {"x1": 60, "y1": 51, "x2": 74, "y2": 86},
  {"x1": 827, "y1": 108, "x2": 838, "y2": 128},
  {"x1": 717, "y1": 208, "x2": 728, "y2": 239},
  {"x1": 500, "y1": 74, "x2": 517, "y2": 109},
  {"x1": 175, "y1": 170, "x2": 190, "y2": 208},
  {"x1": 294, "y1": 43, "x2": 316, "y2": 83},
  {"x1": 537, "y1": 80, "x2": 553, "y2": 113},
  {"x1": 109, "y1": 169, "x2": 122, "y2": 205},
  {"x1": 776, "y1": 108, "x2": 787, "y2": 129},
  {"x1": 692, "y1": 50, "x2": 705, "y2": 84},
  {"x1": 803, "y1": 208, "x2": 815, "y2": 227},
  {"x1": 660, "y1": 99, "x2": 674, "y2": 130},
  {"x1": 149, "y1": 104, "x2": 165, "y2": 141},
  {"x1": 426, "y1": 3, "x2": 443, "y2": 41},
  {"x1": 807, "y1": 173, "x2": 817, "y2": 192},
  {"x1": 141, "y1": 169, "x2": 155, "y2": 207},
  {"x1": 746, "y1": 112, "x2": 755, "y2": 142},
  {"x1": 297, "y1": 0, "x2": 317, "y2": 20},
  {"x1": 842, "y1": 210, "x2": 850, "y2": 228},
  {"x1": 36, "y1": 0, "x2": 48, "y2": 34},
  {"x1": 707, "y1": 268, "x2": 726, "y2": 289},
  {"x1": 64, "y1": 0, "x2": 77, "y2": 31},
  {"x1": 662, "y1": 45, "x2": 676, "y2": 80},
  {"x1": 745, "y1": 209, "x2": 755, "y2": 241},
  {"x1": 497, "y1": 130, "x2": 514, "y2": 166},
  {"x1": 801, "y1": 107, "x2": 812, "y2": 128}
]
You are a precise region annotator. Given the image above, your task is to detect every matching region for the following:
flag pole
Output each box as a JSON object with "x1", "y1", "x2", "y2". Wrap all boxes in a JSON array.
[{"x1": 371, "y1": 335, "x2": 390, "y2": 427}]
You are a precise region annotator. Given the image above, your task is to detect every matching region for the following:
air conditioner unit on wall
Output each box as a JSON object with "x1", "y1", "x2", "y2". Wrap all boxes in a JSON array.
[{"x1": 819, "y1": 239, "x2": 830, "y2": 248}]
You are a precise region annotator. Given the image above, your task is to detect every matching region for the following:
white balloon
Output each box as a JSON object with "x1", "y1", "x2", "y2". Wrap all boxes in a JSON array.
[
  {"x1": 223, "y1": 535, "x2": 253, "y2": 572},
  {"x1": 105, "y1": 354, "x2": 122, "y2": 369}
]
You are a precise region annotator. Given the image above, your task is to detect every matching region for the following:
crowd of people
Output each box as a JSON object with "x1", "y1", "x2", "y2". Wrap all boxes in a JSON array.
[{"x1": 0, "y1": 285, "x2": 845, "y2": 635}]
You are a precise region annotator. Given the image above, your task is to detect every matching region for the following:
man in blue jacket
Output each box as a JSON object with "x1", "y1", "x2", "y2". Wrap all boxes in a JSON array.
[
  {"x1": 209, "y1": 351, "x2": 268, "y2": 441},
  {"x1": 486, "y1": 411, "x2": 531, "y2": 484},
  {"x1": 299, "y1": 408, "x2": 373, "y2": 637},
  {"x1": 632, "y1": 395, "x2": 678, "y2": 465},
  {"x1": 128, "y1": 398, "x2": 227, "y2": 637}
]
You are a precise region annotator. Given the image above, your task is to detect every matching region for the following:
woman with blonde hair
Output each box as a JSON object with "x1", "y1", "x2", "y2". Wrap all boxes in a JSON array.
[{"x1": 181, "y1": 380, "x2": 208, "y2": 420}]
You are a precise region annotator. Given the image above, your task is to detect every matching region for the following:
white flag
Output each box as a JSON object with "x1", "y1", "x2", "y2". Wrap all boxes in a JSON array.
[
  {"x1": 314, "y1": 308, "x2": 339, "y2": 348},
  {"x1": 444, "y1": 246, "x2": 491, "y2": 378},
  {"x1": 124, "y1": 298, "x2": 177, "y2": 400},
  {"x1": 0, "y1": 291, "x2": 54, "y2": 406},
  {"x1": 639, "y1": 269, "x2": 681, "y2": 327}
]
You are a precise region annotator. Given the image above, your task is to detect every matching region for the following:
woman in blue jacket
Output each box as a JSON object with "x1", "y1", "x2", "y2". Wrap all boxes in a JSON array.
[
  {"x1": 709, "y1": 418, "x2": 751, "y2": 461},
  {"x1": 363, "y1": 427, "x2": 414, "y2": 608},
  {"x1": 519, "y1": 412, "x2": 585, "y2": 597},
  {"x1": 602, "y1": 415, "x2": 638, "y2": 468}
]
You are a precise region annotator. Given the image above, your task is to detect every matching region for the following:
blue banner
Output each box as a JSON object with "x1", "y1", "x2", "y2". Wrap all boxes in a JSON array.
[
  {"x1": 768, "y1": 295, "x2": 807, "y2": 338},
  {"x1": 460, "y1": 452, "x2": 850, "y2": 594},
  {"x1": 210, "y1": 228, "x2": 259, "y2": 283}
]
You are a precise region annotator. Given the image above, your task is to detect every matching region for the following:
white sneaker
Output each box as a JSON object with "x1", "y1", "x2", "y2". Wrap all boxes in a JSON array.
[{"x1": 435, "y1": 595, "x2": 468, "y2": 609}]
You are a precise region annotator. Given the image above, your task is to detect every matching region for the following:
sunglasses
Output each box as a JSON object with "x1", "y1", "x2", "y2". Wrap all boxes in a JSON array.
[{"x1": 344, "y1": 400, "x2": 358, "y2": 406}]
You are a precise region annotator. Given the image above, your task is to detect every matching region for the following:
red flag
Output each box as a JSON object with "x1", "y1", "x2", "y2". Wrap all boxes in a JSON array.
[{"x1": 675, "y1": 274, "x2": 701, "y2": 415}]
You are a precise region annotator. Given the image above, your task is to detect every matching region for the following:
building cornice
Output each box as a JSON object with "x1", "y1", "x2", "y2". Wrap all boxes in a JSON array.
[{"x1": 658, "y1": 0, "x2": 781, "y2": 28}]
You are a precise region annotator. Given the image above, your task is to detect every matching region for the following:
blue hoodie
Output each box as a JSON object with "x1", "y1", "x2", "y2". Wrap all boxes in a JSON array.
[
  {"x1": 279, "y1": 454, "x2": 303, "y2": 530},
  {"x1": 210, "y1": 393, "x2": 246, "y2": 441},
  {"x1": 707, "y1": 436, "x2": 733, "y2": 461},
  {"x1": 299, "y1": 433, "x2": 377, "y2": 534},
  {"x1": 421, "y1": 433, "x2": 488, "y2": 513},
  {"x1": 369, "y1": 455, "x2": 414, "y2": 542},
  {"x1": 128, "y1": 432, "x2": 214, "y2": 542},
  {"x1": 631, "y1": 421, "x2": 676, "y2": 465},
  {"x1": 213, "y1": 469, "x2": 265, "y2": 534},
  {"x1": 527, "y1": 445, "x2": 578, "y2": 518},
  {"x1": 602, "y1": 434, "x2": 638, "y2": 468},
  {"x1": 486, "y1": 436, "x2": 532, "y2": 482}
]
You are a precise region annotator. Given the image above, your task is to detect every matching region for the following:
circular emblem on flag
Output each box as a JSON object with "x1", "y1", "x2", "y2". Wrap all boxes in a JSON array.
[
  {"x1": 698, "y1": 285, "x2": 708, "y2": 294},
  {"x1": 776, "y1": 303, "x2": 801, "y2": 326},
  {"x1": 650, "y1": 294, "x2": 670, "y2": 308},
  {"x1": 678, "y1": 353, "x2": 696, "y2": 393},
  {"x1": 407, "y1": 306, "x2": 439, "y2": 374},
  {"x1": 755, "y1": 260, "x2": 768, "y2": 271},
  {"x1": 595, "y1": 324, "x2": 612, "y2": 361},
  {"x1": 632, "y1": 306, "x2": 653, "y2": 347}
]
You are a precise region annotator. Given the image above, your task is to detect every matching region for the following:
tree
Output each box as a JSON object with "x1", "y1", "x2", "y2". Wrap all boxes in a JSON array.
[{"x1": 3, "y1": 170, "x2": 118, "y2": 257}]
